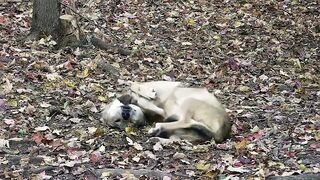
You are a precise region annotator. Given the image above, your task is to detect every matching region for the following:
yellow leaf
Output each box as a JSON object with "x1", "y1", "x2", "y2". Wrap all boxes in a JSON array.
[
  {"x1": 296, "y1": 87, "x2": 305, "y2": 94},
  {"x1": 169, "y1": 11, "x2": 179, "y2": 17},
  {"x1": 315, "y1": 132, "x2": 320, "y2": 141},
  {"x1": 235, "y1": 140, "x2": 248, "y2": 152},
  {"x1": 97, "y1": 96, "x2": 107, "y2": 102},
  {"x1": 64, "y1": 80, "x2": 76, "y2": 88},
  {"x1": 205, "y1": 170, "x2": 219, "y2": 178},
  {"x1": 232, "y1": 39, "x2": 242, "y2": 47},
  {"x1": 101, "y1": 171, "x2": 111, "y2": 177},
  {"x1": 76, "y1": 68, "x2": 89, "y2": 78},
  {"x1": 292, "y1": 58, "x2": 302, "y2": 70},
  {"x1": 212, "y1": 35, "x2": 220, "y2": 40},
  {"x1": 112, "y1": 63, "x2": 120, "y2": 69},
  {"x1": 90, "y1": 83, "x2": 103, "y2": 93},
  {"x1": 192, "y1": 145, "x2": 209, "y2": 153},
  {"x1": 196, "y1": 161, "x2": 210, "y2": 171},
  {"x1": 239, "y1": 85, "x2": 250, "y2": 92},
  {"x1": 94, "y1": 128, "x2": 105, "y2": 137},
  {"x1": 298, "y1": 164, "x2": 306, "y2": 170},
  {"x1": 44, "y1": 82, "x2": 55, "y2": 91},
  {"x1": 82, "y1": 68, "x2": 89, "y2": 78},
  {"x1": 125, "y1": 127, "x2": 134, "y2": 134},
  {"x1": 7, "y1": 99, "x2": 18, "y2": 107},
  {"x1": 87, "y1": 61, "x2": 97, "y2": 69},
  {"x1": 34, "y1": 62, "x2": 41, "y2": 69},
  {"x1": 234, "y1": 21, "x2": 244, "y2": 28},
  {"x1": 73, "y1": 129, "x2": 83, "y2": 138},
  {"x1": 186, "y1": 17, "x2": 196, "y2": 26}
]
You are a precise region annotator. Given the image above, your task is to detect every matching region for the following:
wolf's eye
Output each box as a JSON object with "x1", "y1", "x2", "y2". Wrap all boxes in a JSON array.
[{"x1": 115, "y1": 119, "x2": 122, "y2": 122}]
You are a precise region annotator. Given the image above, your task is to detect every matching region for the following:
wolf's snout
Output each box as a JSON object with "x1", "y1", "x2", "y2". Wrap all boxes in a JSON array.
[{"x1": 121, "y1": 105, "x2": 132, "y2": 120}]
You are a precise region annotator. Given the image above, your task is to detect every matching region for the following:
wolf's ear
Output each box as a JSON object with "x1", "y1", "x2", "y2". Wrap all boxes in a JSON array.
[
  {"x1": 118, "y1": 94, "x2": 133, "y2": 105},
  {"x1": 130, "y1": 82, "x2": 156, "y2": 100}
]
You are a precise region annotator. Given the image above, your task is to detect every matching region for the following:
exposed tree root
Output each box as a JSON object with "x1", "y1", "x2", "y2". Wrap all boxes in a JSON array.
[
  {"x1": 267, "y1": 173, "x2": 320, "y2": 180},
  {"x1": 95, "y1": 168, "x2": 173, "y2": 179},
  {"x1": 90, "y1": 36, "x2": 131, "y2": 56}
]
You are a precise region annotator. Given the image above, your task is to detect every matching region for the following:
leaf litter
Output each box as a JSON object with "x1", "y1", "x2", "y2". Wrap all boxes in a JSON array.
[{"x1": 0, "y1": 0, "x2": 319, "y2": 179}]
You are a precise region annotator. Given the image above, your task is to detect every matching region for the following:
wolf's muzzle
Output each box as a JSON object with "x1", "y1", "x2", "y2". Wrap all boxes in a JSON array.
[{"x1": 121, "y1": 105, "x2": 132, "y2": 120}]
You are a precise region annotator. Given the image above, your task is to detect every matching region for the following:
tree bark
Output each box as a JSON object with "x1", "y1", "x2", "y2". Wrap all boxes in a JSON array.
[
  {"x1": 25, "y1": 0, "x2": 131, "y2": 55},
  {"x1": 26, "y1": 0, "x2": 63, "y2": 42}
]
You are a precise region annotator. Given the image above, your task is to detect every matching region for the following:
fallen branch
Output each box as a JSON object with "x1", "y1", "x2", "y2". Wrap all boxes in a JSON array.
[
  {"x1": 60, "y1": 2, "x2": 120, "y2": 41},
  {"x1": 267, "y1": 173, "x2": 320, "y2": 180},
  {"x1": 30, "y1": 166, "x2": 56, "y2": 174},
  {"x1": 0, "y1": 0, "x2": 22, "y2": 3},
  {"x1": 90, "y1": 36, "x2": 131, "y2": 56},
  {"x1": 95, "y1": 168, "x2": 173, "y2": 179}
]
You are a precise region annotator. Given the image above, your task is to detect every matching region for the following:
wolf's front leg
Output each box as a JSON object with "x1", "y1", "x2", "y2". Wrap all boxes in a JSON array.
[
  {"x1": 136, "y1": 98, "x2": 165, "y2": 117},
  {"x1": 148, "y1": 118, "x2": 205, "y2": 135}
]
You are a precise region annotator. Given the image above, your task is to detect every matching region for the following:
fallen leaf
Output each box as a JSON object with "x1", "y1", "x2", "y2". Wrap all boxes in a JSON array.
[
  {"x1": 0, "y1": 139, "x2": 10, "y2": 148},
  {"x1": 186, "y1": 17, "x2": 196, "y2": 26},
  {"x1": 144, "y1": 151, "x2": 157, "y2": 160},
  {"x1": 32, "y1": 132, "x2": 44, "y2": 144},
  {"x1": 133, "y1": 142, "x2": 143, "y2": 151},
  {"x1": 4, "y1": 119, "x2": 15, "y2": 126},
  {"x1": 90, "y1": 151, "x2": 101, "y2": 164},
  {"x1": 40, "y1": 102, "x2": 51, "y2": 108},
  {"x1": 35, "y1": 126, "x2": 50, "y2": 132},
  {"x1": 235, "y1": 140, "x2": 248, "y2": 153},
  {"x1": 227, "y1": 166, "x2": 250, "y2": 173},
  {"x1": 132, "y1": 155, "x2": 140, "y2": 162},
  {"x1": 0, "y1": 16, "x2": 6, "y2": 25},
  {"x1": 38, "y1": 171, "x2": 52, "y2": 180},
  {"x1": 125, "y1": 127, "x2": 134, "y2": 134},
  {"x1": 76, "y1": 68, "x2": 89, "y2": 78},
  {"x1": 173, "y1": 152, "x2": 186, "y2": 159},
  {"x1": 192, "y1": 145, "x2": 209, "y2": 153},
  {"x1": 234, "y1": 21, "x2": 244, "y2": 28},
  {"x1": 126, "y1": 137, "x2": 134, "y2": 145},
  {"x1": 239, "y1": 85, "x2": 250, "y2": 92},
  {"x1": 70, "y1": 117, "x2": 81, "y2": 123},
  {"x1": 309, "y1": 143, "x2": 318, "y2": 149},
  {"x1": 87, "y1": 127, "x2": 97, "y2": 135},
  {"x1": 181, "y1": 42, "x2": 193, "y2": 46},
  {"x1": 153, "y1": 142, "x2": 163, "y2": 151},
  {"x1": 196, "y1": 161, "x2": 210, "y2": 171},
  {"x1": 1, "y1": 78, "x2": 12, "y2": 94},
  {"x1": 7, "y1": 99, "x2": 18, "y2": 107},
  {"x1": 298, "y1": 163, "x2": 306, "y2": 170},
  {"x1": 101, "y1": 171, "x2": 111, "y2": 178},
  {"x1": 59, "y1": 14, "x2": 75, "y2": 21}
]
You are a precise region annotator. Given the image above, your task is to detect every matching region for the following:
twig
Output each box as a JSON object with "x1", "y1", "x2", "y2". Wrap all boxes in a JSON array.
[
  {"x1": 88, "y1": 167, "x2": 100, "y2": 178},
  {"x1": 267, "y1": 173, "x2": 320, "y2": 180},
  {"x1": 0, "y1": 148, "x2": 19, "y2": 155},
  {"x1": 95, "y1": 168, "x2": 173, "y2": 179},
  {"x1": 30, "y1": 166, "x2": 56, "y2": 174},
  {"x1": 0, "y1": 0, "x2": 22, "y2": 3},
  {"x1": 59, "y1": 2, "x2": 120, "y2": 41},
  {"x1": 90, "y1": 36, "x2": 130, "y2": 55}
]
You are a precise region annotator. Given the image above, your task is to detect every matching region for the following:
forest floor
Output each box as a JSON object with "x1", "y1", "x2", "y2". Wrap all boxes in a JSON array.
[{"x1": 0, "y1": 0, "x2": 319, "y2": 179}]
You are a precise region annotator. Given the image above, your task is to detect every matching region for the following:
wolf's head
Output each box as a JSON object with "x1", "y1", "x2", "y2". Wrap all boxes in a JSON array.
[{"x1": 101, "y1": 97, "x2": 146, "y2": 130}]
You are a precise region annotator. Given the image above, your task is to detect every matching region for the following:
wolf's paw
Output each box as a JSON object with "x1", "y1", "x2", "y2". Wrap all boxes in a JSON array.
[
  {"x1": 156, "y1": 109, "x2": 166, "y2": 118},
  {"x1": 148, "y1": 123, "x2": 162, "y2": 136},
  {"x1": 148, "y1": 127, "x2": 160, "y2": 136}
]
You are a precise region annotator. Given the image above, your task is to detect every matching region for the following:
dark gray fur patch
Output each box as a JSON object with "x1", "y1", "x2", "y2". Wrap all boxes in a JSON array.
[
  {"x1": 164, "y1": 115, "x2": 179, "y2": 122},
  {"x1": 118, "y1": 94, "x2": 134, "y2": 105}
]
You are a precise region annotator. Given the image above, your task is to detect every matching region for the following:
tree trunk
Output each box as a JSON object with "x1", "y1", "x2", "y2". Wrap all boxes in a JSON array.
[
  {"x1": 25, "y1": 0, "x2": 130, "y2": 55},
  {"x1": 26, "y1": 0, "x2": 63, "y2": 42}
]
